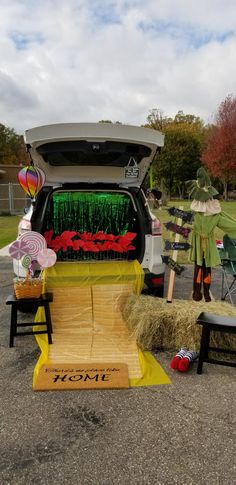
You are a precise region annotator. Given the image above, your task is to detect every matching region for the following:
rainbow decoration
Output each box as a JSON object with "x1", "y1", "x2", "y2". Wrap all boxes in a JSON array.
[{"x1": 18, "y1": 166, "x2": 45, "y2": 200}]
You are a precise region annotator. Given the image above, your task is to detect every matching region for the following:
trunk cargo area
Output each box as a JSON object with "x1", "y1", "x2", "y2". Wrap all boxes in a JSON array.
[{"x1": 43, "y1": 190, "x2": 142, "y2": 262}]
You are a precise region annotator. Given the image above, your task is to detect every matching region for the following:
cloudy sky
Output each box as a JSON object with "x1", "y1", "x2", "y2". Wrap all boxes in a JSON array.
[{"x1": 1, "y1": 0, "x2": 236, "y2": 133}]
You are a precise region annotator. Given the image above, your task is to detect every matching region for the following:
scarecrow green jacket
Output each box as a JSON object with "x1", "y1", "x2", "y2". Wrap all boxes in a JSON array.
[{"x1": 189, "y1": 211, "x2": 236, "y2": 267}]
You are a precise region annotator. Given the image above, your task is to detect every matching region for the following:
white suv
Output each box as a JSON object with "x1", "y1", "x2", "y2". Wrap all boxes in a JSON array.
[{"x1": 16, "y1": 122, "x2": 165, "y2": 296}]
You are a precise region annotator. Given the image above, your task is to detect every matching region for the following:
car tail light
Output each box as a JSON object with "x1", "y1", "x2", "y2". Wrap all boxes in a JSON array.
[
  {"x1": 151, "y1": 276, "x2": 164, "y2": 286},
  {"x1": 151, "y1": 217, "x2": 162, "y2": 235},
  {"x1": 18, "y1": 219, "x2": 32, "y2": 236}
]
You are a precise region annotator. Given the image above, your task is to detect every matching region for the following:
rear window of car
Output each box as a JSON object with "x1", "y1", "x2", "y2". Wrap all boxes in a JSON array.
[{"x1": 37, "y1": 141, "x2": 151, "y2": 167}]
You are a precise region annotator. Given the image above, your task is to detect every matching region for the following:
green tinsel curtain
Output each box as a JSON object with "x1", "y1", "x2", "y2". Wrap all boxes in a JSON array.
[{"x1": 44, "y1": 191, "x2": 137, "y2": 261}]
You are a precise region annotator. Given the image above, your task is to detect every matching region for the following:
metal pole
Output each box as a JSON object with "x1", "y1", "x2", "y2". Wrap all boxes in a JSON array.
[{"x1": 8, "y1": 183, "x2": 13, "y2": 214}]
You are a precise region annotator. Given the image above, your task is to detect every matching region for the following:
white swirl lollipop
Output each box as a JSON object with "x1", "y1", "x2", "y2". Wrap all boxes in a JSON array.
[
  {"x1": 19, "y1": 231, "x2": 47, "y2": 259},
  {"x1": 37, "y1": 248, "x2": 57, "y2": 268},
  {"x1": 21, "y1": 254, "x2": 32, "y2": 269},
  {"x1": 9, "y1": 240, "x2": 30, "y2": 260}
]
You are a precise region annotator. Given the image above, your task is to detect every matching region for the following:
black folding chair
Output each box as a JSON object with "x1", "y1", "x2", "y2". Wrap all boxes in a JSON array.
[{"x1": 220, "y1": 235, "x2": 236, "y2": 304}]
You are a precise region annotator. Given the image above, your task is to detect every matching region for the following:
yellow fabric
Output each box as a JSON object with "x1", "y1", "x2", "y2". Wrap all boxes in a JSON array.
[
  {"x1": 33, "y1": 326, "x2": 50, "y2": 385},
  {"x1": 33, "y1": 261, "x2": 171, "y2": 389},
  {"x1": 44, "y1": 285, "x2": 142, "y2": 379},
  {"x1": 42, "y1": 260, "x2": 144, "y2": 294},
  {"x1": 130, "y1": 350, "x2": 171, "y2": 387},
  {"x1": 33, "y1": 326, "x2": 171, "y2": 389}
]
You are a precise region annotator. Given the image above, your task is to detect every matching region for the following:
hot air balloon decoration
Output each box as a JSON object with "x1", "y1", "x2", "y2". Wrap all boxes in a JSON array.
[{"x1": 18, "y1": 166, "x2": 45, "y2": 202}]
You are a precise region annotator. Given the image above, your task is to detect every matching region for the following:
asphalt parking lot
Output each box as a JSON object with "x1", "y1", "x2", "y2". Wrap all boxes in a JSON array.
[{"x1": 0, "y1": 256, "x2": 235, "y2": 485}]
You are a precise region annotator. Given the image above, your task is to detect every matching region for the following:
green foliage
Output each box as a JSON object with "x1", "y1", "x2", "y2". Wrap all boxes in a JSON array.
[
  {"x1": 173, "y1": 110, "x2": 204, "y2": 131},
  {"x1": 145, "y1": 109, "x2": 205, "y2": 198},
  {"x1": 0, "y1": 123, "x2": 29, "y2": 165},
  {"x1": 98, "y1": 120, "x2": 122, "y2": 124},
  {"x1": 145, "y1": 108, "x2": 172, "y2": 131}
]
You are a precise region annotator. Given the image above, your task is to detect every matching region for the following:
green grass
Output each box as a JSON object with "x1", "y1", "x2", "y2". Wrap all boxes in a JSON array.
[
  {"x1": 0, "y1": 215, "x2": 19, "y2": 249},
  {"x1": 153, "y1": 200, "x2": 236, "y2": 264}
]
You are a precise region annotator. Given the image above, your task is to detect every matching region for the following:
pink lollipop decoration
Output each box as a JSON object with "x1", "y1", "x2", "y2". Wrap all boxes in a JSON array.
[
  {"x1": 19, "y1": 231, "x2": 47, "y2": 259},
  {"x1": 37, "y1": 248, "x2": 57, "y2": 268},
  {"x1": 9, "y1": 240, "x2": 30, "y2": 260}
]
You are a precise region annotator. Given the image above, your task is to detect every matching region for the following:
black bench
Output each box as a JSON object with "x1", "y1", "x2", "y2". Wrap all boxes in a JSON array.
[
  {"x1": 6, "y1": 293, "x2": 53, "y2": 347},
  {"x1": 196, "y1": 312, "x2": 236, "y2": 374}
]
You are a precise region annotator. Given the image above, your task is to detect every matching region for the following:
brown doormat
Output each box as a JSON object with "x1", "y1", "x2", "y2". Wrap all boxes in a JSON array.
[{"x1": 34, "y1": 362, "x2": 129, "y2": 391}]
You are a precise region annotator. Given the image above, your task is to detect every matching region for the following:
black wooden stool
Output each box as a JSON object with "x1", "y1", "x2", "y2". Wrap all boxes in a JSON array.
[
  {"x1": 196, "y1": 312, "x2": 236, "y2": 374},
  {"x1": 6, "y1": 293, "x2": 53, "y2": 347}
]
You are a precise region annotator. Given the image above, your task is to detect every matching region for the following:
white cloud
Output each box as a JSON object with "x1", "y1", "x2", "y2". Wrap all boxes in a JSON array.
[{"x1": 1, "y1": 0, "x2": 236, "y2": 133}]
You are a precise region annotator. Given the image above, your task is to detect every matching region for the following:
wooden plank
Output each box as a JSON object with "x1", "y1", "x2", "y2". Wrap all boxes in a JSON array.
[{"x1": 166, "y1": 206, "x2": 184, "y2": 303}]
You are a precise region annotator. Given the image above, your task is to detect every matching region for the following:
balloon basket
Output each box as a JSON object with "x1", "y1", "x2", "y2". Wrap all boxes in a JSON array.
[{"x1": 14, "y1": 277, "x2": 43, "y2": 299}]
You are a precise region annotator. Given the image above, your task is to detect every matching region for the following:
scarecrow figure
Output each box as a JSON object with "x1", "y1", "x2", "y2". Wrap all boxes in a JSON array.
[{"x1": 187, "y1": 168, "x2": 236, "y2": 302}]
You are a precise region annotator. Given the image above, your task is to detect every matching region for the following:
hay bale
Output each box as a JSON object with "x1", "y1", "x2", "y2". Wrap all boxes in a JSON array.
[{"x1": 122, "y1": 295, "x2": 236, "y2": 351}]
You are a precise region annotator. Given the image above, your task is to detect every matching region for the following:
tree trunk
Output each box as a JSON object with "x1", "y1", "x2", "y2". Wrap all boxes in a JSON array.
[
  {"x1": 160, "y1": 178, "x2": 169, "y2": 205},
  {"x1": 177, "y1": 183, "x2": 184, "y2": 199},
  {"x1": 223, "y1": 181, "x2": 228, "y2": 201}
]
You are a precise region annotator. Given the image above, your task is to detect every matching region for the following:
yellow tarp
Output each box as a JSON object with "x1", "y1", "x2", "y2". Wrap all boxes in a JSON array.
[
  {"x1": 33, "y1": 261, "x2": 171, "y2": 389},
  {"x1": 33, "y1": 328, "x2": 171, "y2": 388},
  {"x1": 42, "y1": 260, "x2": 144, "y2": 292}
]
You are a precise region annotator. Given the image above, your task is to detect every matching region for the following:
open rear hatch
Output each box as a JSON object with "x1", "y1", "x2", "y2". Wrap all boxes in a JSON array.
[{"x1": 25, "y1": 123, "x2": 164, "y2": 187}]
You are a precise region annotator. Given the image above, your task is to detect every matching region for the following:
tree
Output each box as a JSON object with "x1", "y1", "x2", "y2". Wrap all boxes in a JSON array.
[
  {"x1": 145, "y1": 109, "x2": 206, "y2": 198},
  {"x1": 98, "y1": 120, "x2": 122, "y2": 124},
  {"x1": 155, "y1": 129, "x2": 202, "y2": 198},
  {"x1": 0, "y1": 123, "x2": 29, "y2": 165},
  {"x1": 201, "y1": 95, "x2": 236, "y2": 200},
  {"x1": 144, "y1": 109, "x2": 172, "y2": 131}
]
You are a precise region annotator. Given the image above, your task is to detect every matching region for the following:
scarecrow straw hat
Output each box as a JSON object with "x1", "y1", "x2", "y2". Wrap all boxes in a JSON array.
[{"x1": 186, "y1": 167, "x2": 219, "y2": 202}]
